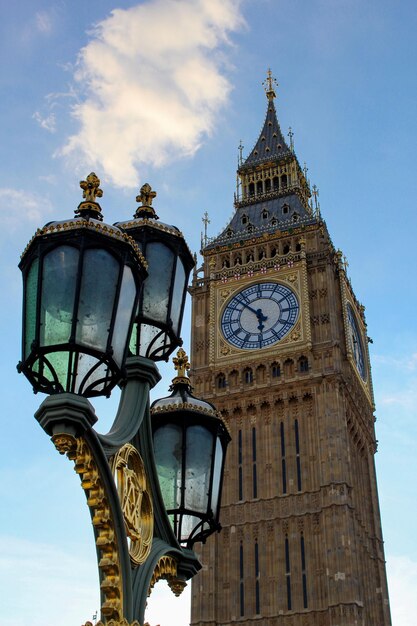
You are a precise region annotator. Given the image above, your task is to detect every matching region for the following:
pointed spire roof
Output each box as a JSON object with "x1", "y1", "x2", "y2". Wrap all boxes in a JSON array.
[
  {"x1": 203, "y1": 72, "x2": 317, "y2": 250},
  {"x1": 243, "y1": 71, "x2": 291, "y2": 168}
]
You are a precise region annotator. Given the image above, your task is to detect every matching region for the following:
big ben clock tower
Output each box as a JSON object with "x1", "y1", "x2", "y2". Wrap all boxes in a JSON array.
[{"x1": 189, "y1": 73, "x2": 391, "y2": 626}]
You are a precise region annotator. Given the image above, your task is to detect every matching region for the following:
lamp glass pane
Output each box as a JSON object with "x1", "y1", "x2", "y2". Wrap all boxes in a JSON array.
[
  {"x1": 112, "y1": 265, "x2": 136, "y2": 366},
  {"x1": 76, "y1": 249, "x2": 119, "y2": 352},
  {"x1": 170, "y1": 258, "x2": 186, "y2": 334},
  {"x1": 209, "y1": 437, "x2": 223, "y2": 516},
  {"x1": 185, "y1": 425, "x2": 213, "y2": 514},
  {"x1": 180, "y1": 514, "x2": 201, "y2": 543},
  {"x1": 44, "y1": 350, "x2": 70, "y2": 390},
  {"x1": 142, "y1": 242, "x2": 174, "y2": 323},
  {"x1": 24, "y1": 258, "x2": 39, "y2": 359},
  {"x1": 40, "y1": 246, "x2": 79, "y2": 346},
  {"x1": 131, "y1": 323, "x2": 167, "y2": 359},
  {"x1": 154, "y1": 424, "x2": 182, "y2": 510},
  {"x1": 74, "y1": 353, "x2": 109, "y2": 394}
]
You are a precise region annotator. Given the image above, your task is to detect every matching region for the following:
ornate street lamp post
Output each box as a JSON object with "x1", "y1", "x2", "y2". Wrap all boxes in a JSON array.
[{"x1": 18, "y1": 175, "x2": 229, "y2": 626}]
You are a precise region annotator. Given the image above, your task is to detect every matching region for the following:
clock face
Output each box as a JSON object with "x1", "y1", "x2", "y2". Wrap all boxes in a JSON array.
[
  {"x1": 347, "y1": 304, "x2": 366, "y2": 380},
  {"x1": 221, "y1": 282, "x2": 299, "y2": 350}
]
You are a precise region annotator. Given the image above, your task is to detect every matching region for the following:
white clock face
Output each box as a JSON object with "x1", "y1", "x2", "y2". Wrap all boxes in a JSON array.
[
  {"x1": 347, "y1": 304, "x2": 366, "y2": 380},
  {"x1": 221, "y1": 282, "x2": 299, "y2": 350}
]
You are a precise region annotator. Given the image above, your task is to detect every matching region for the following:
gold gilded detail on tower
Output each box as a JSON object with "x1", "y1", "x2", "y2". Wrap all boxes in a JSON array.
[{"x1": 112, "y1": 444, "x2": 154, "y2": 566}]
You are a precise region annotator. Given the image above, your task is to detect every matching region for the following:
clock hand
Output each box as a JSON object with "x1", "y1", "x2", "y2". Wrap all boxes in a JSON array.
[
  {"x1": 239, "y1": 301, "x2": 261, "y2": 316},
  {"x1": 239, "y1": 300, "x2": 269, "y2": 322}
]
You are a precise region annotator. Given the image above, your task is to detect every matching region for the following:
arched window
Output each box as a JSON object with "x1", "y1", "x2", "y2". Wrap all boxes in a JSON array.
[
  {"x1": 298, "y1": 356, "x2": 309, "y2": 373},
  {"x1": 282, "y1": 204, "x2": 289, "y2": 215},
  {"x1": 265, "y1": 178, "x2": 271, "y2": 193},
  {"x1": 249, "y1": 183, "x2": 255, "y2": 197},
  {"x1": 295, "y1": 242, "x2": 301, "y2": 252},
  {"x1": 301, "y1": 533, "x2": 308, "y2": 608},
  {"x1": 229, "y1": 369, "x2": 238, "y2": 387},
  {"x1": 271, "y1": 362, "x2": 281, "y2": 378},
  {"x1": 284, "y1": 359, "x2": 294, "y2": 377},
  {"x1": 244, "y1": 368, "x2": 253, "y2": 384},
  {"x1": 285, "y1": 535, "x2": 292, "y2": 610},
  {"x1": 256, "y1": 364, "x2": 266, "y2": 382},
  {"x1": 242, "y1": 214, "x2": 248, "y2": 225},
  {"x1": 261, "y1": 209, "x2": 269, "y2": 220},
  {"x1": 283, "y1": 243, "x2": 290, "y2": 255},
  {"x1": 281, "y1": 174, "x2": 288, "y2": 188},
  {"x1": 216, "y1": 373, "x2": 227, "y2": 389},
  {"x1": 256, "y1": 180, "x2": 263, "y2": 195},
  {"x1": 273, "y1": 176, "x2": 279, "y2": 190}
]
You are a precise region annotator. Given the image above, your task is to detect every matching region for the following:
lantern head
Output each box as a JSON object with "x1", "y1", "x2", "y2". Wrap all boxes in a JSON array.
[
  {"x1": 18, "y1": 173, "x2": 148, "y2": 398},
  {"x1": 151, "y1": 349, "x2": 231, "y2": 547},
  {"x1": 116, "y1": 184, "x2": 194, "y2": 362}
]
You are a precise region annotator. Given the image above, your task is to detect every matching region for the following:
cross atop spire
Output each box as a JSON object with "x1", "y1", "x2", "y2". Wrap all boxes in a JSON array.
[{"x1": 262, "y1": 68, "x2": 278, "y2": 100}]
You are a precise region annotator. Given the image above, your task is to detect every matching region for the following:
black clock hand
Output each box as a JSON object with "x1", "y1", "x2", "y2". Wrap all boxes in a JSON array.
[
  {"x1": 255, "y1": 309, "x2": 267, "y2": 331},
  {"x1": 239, "y1": 300, "x2": 268, "y2": 321}
]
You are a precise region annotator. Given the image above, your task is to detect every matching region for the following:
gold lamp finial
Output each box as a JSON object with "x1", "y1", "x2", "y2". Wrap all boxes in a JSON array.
[
  {"x1": 76, "y1": 172, "x2": 103, "y2": 220},
  {"x1": 263, "y1": 69, "x2": 278, "y2": 100},
  {"x1": 134, "y1": 183, "x2": 159, "y2": 219},
  {"x1": 172, "y1": 348, "x2": 191, "y2": 385}
]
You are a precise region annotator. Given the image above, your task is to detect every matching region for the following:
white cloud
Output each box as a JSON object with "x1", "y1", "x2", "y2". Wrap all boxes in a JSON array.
[
  {"x1": 387, "y1": 554, "x2": 417, "y2": 626},
  {"x1": 0, "y1": 188, "x2": 53, "y2": 231},
  {"x1": 374, "y1": 352, "x2": 417, "y2": 371},
  {"x1": 33, "y1": 110, "x2": 56, "y2": 132},
  {"x1": 35, "y1": 11, "x2": 53, "y2": 34},
  {"x1": 59, "y1": 0, "x2": 245, "y2": 187}
]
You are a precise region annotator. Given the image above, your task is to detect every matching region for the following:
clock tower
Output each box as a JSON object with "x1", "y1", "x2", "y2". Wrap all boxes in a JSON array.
[{"x1": 189, "y1": 74, "x2": 391, "y2": 626}]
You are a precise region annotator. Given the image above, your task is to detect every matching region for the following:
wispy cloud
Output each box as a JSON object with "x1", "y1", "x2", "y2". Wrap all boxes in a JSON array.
[
  {"x1": 35, "y1": 11, "x2": 54, "y2": 35},
  {"x1": 0, "y1": 188, "x2": 53, "y2": 232},
  {"x1": 374, "y1": 352, "x2": 417, "y2": 371},
  {"x1": 59, "y1": 0, "x2": 245, "y2": 187},
  {"x1": 33, "y1": 110, "x2": 56, "y2": 132}
]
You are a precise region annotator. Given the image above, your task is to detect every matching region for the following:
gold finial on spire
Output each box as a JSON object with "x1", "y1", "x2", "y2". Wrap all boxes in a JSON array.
[
  {"x1": 262, "y1": 68, "x2": 278, "y2": 100},
  {"x1": 76, "y1": 172, "x2": 104, "y2": 220},
  {"x1": 134, "y1": 183, "x2": 159, "y2": 219},
  {"x1": 172, "y1": 348, "x2": 191, "y2": 385}
]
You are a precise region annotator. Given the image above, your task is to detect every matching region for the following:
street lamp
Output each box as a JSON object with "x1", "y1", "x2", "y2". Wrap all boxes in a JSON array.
[
  {"x1": 152, "y1": 348, "x2": 231, "y2": 548},
  {"x1": 116, "y1": 183, "x2": 194, "y2": 361},
  {"x1": 18, "y1": 172, "x2": 147, "y2": 397},
  {"x1": 18, "y1": 175, "x2": 228, "y2": 626}
]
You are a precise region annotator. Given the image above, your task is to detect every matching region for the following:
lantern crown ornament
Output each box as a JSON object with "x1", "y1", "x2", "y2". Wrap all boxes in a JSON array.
[
  {"x1": 18, "y1": 173, "x2": 148, "y2": 398},
  {"x1": 151, "y1": 350, "x2": 231, "y2": 547},
  {"x1": 116, "y1": 184, "x2": 194, "y2": 362}
]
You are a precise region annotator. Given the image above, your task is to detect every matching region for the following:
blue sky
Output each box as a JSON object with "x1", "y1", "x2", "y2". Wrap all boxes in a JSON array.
[{"x1": 1, "y1": 1, "x2": 416, "y2": 625}]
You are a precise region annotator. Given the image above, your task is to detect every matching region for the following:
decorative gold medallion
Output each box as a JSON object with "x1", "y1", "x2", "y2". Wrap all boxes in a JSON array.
[{"x1": 112, "y1": 444, "x2": 154, "y2": 566}]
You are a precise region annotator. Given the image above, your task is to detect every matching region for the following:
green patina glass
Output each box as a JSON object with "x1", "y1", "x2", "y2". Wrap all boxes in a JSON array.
[
  {"x1": 24, "y1": 257, "x2": 39, "y2": 359},
  {"x1": 40, "y1": 246, "x2": 79, "y2": 347}
]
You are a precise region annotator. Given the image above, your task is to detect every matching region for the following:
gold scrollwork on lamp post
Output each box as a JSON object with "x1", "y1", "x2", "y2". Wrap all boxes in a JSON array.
[
  {"x1": 51, "y1": 434, "x2": 124, "y2": 622},
  {"x1": 112, "y1": 444, "x2": 154, "y2": 566}
]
